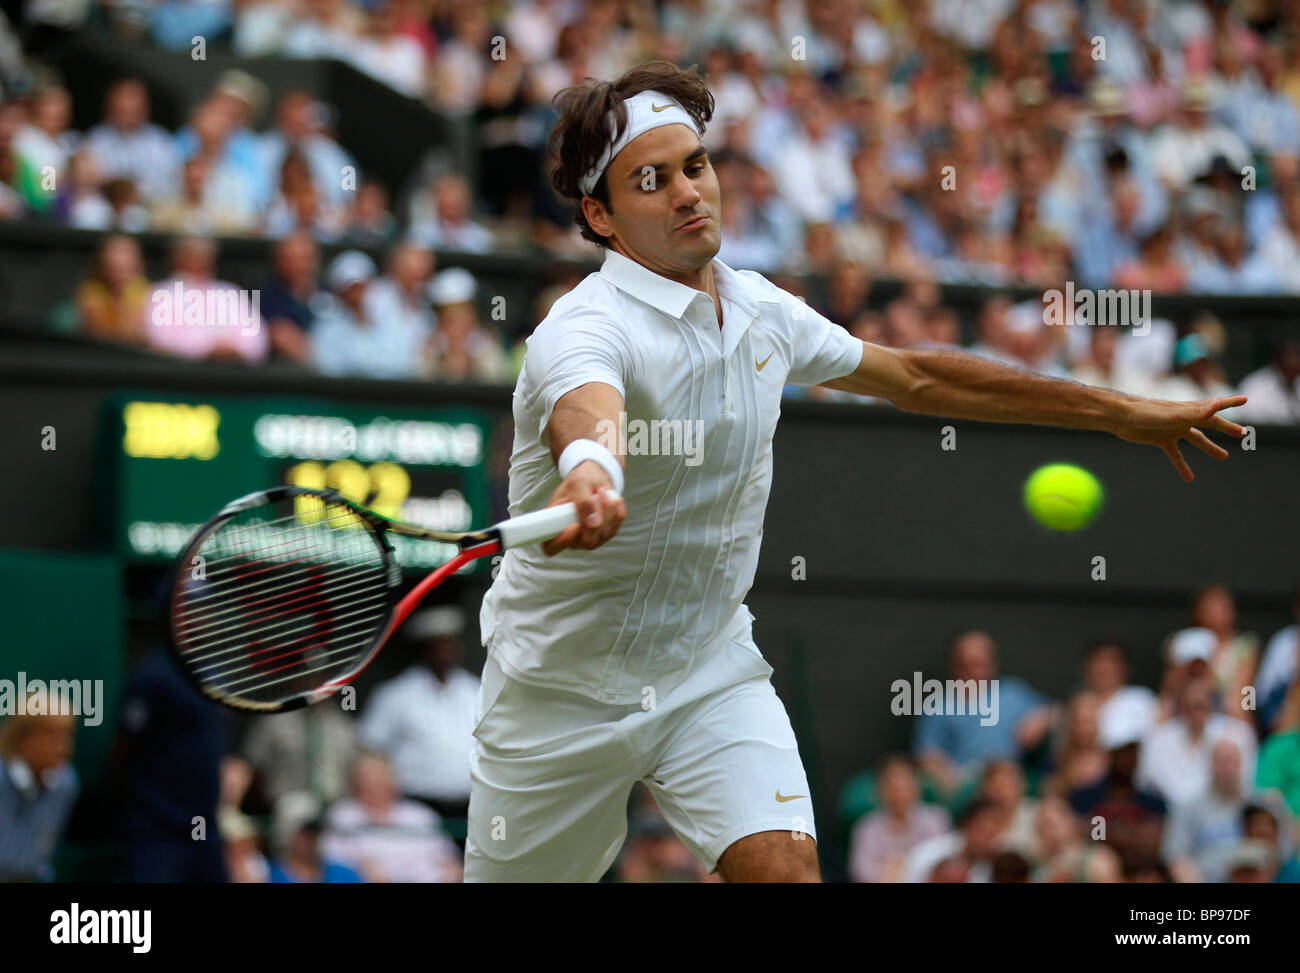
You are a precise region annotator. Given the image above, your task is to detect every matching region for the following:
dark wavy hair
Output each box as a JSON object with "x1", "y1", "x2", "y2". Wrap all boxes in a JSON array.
[{"x1": 546, "y1": 60, "x2": 715, "y2": 248}]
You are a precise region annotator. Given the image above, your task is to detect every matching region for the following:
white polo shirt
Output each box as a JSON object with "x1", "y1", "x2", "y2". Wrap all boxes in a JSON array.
[{"x1": 480, "y1": 248, "x2": 863, "y2": 704}]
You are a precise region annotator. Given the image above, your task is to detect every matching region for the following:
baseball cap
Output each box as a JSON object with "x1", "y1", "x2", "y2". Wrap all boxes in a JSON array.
[
  {"x1": 1168, "y1": 627, "x2": 1217, "y2": 665},
  {"x1": 327, "y1": 250, "x2": 377, "y2": 292},
  {"x1": 407, "y1": 605, "x2": 465, "y2": 640},
  {"x1": 428, "y1": 267, "x2": 477, "y2": 306}
]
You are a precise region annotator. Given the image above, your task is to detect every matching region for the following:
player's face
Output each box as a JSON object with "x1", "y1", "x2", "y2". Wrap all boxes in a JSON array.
[{"x1": 589, "y1": 123, "x2": 722, "y2": 278}]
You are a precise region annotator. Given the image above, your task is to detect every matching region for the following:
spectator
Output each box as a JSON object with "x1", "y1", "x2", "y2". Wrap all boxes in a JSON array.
[
  {"x1": 902, "y1": 797, "x2": 1004, "y2": 884},
  {"x1": 1257, "y1": 587, "x2": 1300, "y2": 734},
  {"x1": 1069, "y1": 734, "x2": 1167, "y2": 871},
  {"x1": 366, "y1": 238, "x2": 435, "y2": 350},
  {"x1": 408, "y1": 172, "x2": 495, "y2": 253},
  {"x1": 347, "y1": 0, "x2": 427, "y2": 99},
  {"x1": 268, "y1": 792, "x2": 363, "y2": 883},
  {"x1": 282, "y1": 0, "x2": 364, "y2": 59},
  {"x1": 1190, "y1": 584, "x2": 1260, "y2": 720},
  {"x1": 980, "y1": 759, "x2": 1040, "y2": 859},
  {"x1": 1257, "y1": 183, "x2": 1300, "y2": 292},
  {"x1": 1225, "y1": 839, "x2": 1277, "y2": 882},
  {"x1": 257, "y1": 229, "x2": 325, "y2": 364},
  {"x1": 264, "y1": 148, "x2": 348, "y2": 241},
  {"x1": 1162, "y1": 738, "x2": 1252, "y2": 882},
  {"x1": 150, "y1": 0, "x2": 233, "y2": 51},
  {"x1": 76, "y1": 233, "x2": 149, "y2": 345},
  {"x1": 847, "y1": 754, "x2": 950, "y2": 883},
  {"x1": 1046, "y1": 692, "x2": 1110, "y2": 797},
  {"x1": 239, "y1": 703, "x2": 358, "y2": 809},
  {"x1": 770, "y1": 94, "x2": 855, "y2": 225},
  {"x1": 219, "y1": 806, "x2": 269, "y2": 883},
  {"x1": 84, "y1": 78, "x2": 180, "y2": 204},
  {"x1": 320, "y1": 752, "x2": 462, "y2": 882},
  {"x1": 0, "y1": 691, "x2": 79, "y2": 882},
  {"x1": 1256, "y1": 684, "x2": 1300, "y2": 817},
  {"x1": 51, "y1": 148, "x2": 109, "y2": 228},
  {"x1": 1241, "y1": 801, "x2": 1300, "y2": 882},
  {"x1": 1070, "y1": 325, "x2": 1164, "y2": 398},
  {"x1": 1032, "y1": 795, "x2": 1122, "y2": 883},
  {"x1": 1080, "y1": 640, "x2": 1159, "y2": 750},
  {"x1": 358, "y1": 606, "x2": 479, "y2": 820},
  {"x1": 1154, "y1": 333, "x2": 1239, "y2": 404},
  {"x1": 1149, "y1": 79, "x2": 1252, "y2": 192},
  {"x1": 12, "y1": 84, "x2": 78, "y2": 213},
  {"x1": 311, "y1": 249, "x2": 428, "y2": 378},
  {"x1": 345, "y1": 178, "x2": 398, "y2": 247},
  {"x1": 912, "y1": 630, "x2": 1054, "y2": 798},
  {"x1": 1236, "y1": 338, "x2": 1300, "y2": 425},
  {"x1": 424, "y1": 267, "x2": 511, "y2": 383},
  {"x1": 1138, "y1": 676, "x2": 1258, "y2": 807},
  {"x1": 117, "y1": 646, "x2": 228, "y2": 882},
  {"x1": 258, "y1": 90, "x2": 357, "y2": 211},
  {"x1": 143, "y1": 235, "x2": 270, "y2": 364},
  {"x1": 151, "y1": 151, "x2": 256, "y2": 237}
]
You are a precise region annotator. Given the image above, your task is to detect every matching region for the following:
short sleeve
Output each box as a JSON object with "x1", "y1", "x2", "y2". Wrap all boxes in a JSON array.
[
  {"x1": 522, "y1": 308, "x2": 632, "y2": 439},
  {"x1": 737, "y1": 270, "x2": 861, "y2": 386}
]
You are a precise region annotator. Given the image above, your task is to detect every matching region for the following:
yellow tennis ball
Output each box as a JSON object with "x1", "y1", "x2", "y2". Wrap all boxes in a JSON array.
[{"x1": 1023, "y1": 463, "x2": 1104, "y2": 531}]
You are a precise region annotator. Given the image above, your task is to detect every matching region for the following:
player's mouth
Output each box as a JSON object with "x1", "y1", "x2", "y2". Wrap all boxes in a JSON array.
[{"x1": 675, "y1": 214, "x2": 710, "y2": 232}]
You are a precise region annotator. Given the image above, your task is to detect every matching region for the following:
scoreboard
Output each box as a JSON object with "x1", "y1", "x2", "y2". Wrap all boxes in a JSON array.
[{"x1": 104, "y1": 395, "x2": 493, "y2": 570}]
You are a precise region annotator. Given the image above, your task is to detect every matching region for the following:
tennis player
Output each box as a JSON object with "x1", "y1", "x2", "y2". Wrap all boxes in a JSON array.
[{"x1": 465, "y1": 61, "x2": 1247, "y2": 882}]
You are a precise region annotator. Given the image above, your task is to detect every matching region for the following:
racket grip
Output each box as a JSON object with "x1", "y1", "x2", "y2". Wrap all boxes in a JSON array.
[{"x1": 495, "y1": 491, "x2": 621, "y2": 549}]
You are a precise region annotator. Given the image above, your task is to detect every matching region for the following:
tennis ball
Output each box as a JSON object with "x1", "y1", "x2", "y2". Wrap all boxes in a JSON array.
[{"x1": 1023, "y1": 463, "x2": 1104, "y2": 531}]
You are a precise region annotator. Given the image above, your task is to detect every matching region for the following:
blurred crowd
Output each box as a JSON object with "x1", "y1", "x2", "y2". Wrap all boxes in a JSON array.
[
  {"x1": 6, "y1": 0, "x2": 1300, "y2": 291},
  {"x1": 0, "y1": 602, "x2": 716, "y2": 883},
  {"x1": 845, "y1": 583, "x2": 1300, "y2": 883},
  {"x1": 5, "y1": 581, "x2": 1297, "y2": 883},
  {"x1": 0, "y1": 1, "x2": 1298, "y2": 414}
]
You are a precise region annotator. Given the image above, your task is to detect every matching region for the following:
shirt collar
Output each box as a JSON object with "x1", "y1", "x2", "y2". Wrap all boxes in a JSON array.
[{"x1": 598, "y1": 248, "x2": 777, "y2": 323}]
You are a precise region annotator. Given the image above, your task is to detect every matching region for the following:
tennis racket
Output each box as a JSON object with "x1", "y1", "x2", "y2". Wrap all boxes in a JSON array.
[{"x1": 168, "y1": 485, "x2": 610, "y2": 712}]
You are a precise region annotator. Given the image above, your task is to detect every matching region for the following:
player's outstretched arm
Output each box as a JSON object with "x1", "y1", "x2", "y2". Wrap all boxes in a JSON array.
[
  {"x1": 822, "y1": 342, "x2": 1248, "y2": 482},
  {"x1": 541, "y1": 381, "x2": 628, "y2": 554}
]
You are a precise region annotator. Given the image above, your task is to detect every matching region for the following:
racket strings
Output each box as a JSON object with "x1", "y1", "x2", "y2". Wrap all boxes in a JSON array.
[{"x1": 172, "y1": 497, "x2": 392, "y2": 706}]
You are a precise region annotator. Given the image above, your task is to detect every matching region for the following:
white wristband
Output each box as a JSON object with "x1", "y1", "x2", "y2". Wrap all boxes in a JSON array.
[{"x1": 557, "y1": 438, "x2": 625, "y2": 496}]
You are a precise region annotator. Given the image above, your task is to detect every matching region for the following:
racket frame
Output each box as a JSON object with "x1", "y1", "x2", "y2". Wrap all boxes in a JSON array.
[{"x1": 167, "y1": 485, "x2": 503, "y2": 713}]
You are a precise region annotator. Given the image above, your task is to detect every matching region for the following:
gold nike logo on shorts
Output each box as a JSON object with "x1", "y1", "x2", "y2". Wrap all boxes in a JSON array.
[{"x1": 775, "y1": 790, "x2": 807, "y2": 802}]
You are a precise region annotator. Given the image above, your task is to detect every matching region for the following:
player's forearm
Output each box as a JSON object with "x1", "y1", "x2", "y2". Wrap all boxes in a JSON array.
[
  {"x1": 546, "y1": 382, "x2": 627, "y2": 467},
  {"x1": 888, "y1": 348, "x2": 1136, "y2": 434}
]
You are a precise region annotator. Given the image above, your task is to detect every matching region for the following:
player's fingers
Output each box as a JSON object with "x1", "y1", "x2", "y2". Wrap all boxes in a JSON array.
[
  {"x1": 542, "y1": 523, "x2": 581, "y2": 557},
  {"x1": 1196, "y1": 397, "x2": 1247, "y2": 436},
  {"x1": 574, "y1": 489, "x2": 605, "y2": 528},
  {"x1": 1199, "y1": 412, "x2": 1247, "y2": 438},
  {"x1": 1185, "y1": 428, "x2": 1228, "y2": 460},
  {"x1": 1163, "y1": 442, "x2": 1194, "y2": 482}
]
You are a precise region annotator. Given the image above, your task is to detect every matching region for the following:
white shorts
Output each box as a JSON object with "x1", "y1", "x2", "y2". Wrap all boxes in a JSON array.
[{"x1": 463, "y1": 632, "x2": 816, "y2": 882}]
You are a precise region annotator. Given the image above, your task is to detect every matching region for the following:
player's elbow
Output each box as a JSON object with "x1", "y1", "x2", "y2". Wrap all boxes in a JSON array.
[{"x1": 881, "y1": 349, "x2": 934, "y2": 412}]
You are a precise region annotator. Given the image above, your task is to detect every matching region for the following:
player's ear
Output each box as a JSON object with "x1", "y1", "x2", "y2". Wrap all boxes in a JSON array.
[{"x1": 581, "y1": 194, "x2": 613, "y2": 237}]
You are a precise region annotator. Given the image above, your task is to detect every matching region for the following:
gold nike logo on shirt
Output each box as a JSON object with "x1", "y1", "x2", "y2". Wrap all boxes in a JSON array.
[
  {"x1": 775, "y1": 790, "x2": 807, "y2": 803},
  {"x1": 755, "y1": 351, "x2": 775, "y2": 372}
]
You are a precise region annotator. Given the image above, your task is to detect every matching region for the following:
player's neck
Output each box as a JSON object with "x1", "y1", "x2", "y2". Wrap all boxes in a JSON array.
[{"x1": 612, "y1": 241, "x2": 718, "y2": 308}]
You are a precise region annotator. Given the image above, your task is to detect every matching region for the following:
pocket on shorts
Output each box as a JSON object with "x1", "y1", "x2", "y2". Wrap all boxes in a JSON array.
[{"x1": 473, "y1": 653, "x2": 513, "y2": 739}]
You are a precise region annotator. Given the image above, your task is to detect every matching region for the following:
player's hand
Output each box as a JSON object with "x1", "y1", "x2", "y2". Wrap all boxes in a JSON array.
[
  {"x1": 1112, "y1": 395, "x2": 1248, "y2": 482},
  {"x1": 541, "y1": 461, "x2": 626, "y2": 556}
]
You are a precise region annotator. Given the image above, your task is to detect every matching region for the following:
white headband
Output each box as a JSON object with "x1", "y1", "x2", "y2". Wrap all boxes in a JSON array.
[{"x1": 578, "y1": 90, "x2": 702, "y2": 196}]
